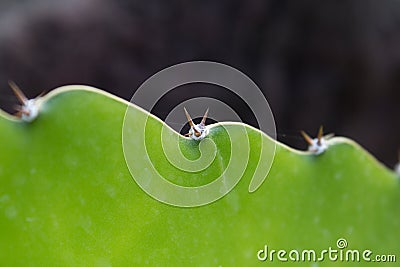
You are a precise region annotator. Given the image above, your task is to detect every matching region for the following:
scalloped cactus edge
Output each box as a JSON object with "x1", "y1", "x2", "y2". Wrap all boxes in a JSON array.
[{"x1": 0, "y1": 86, "x2": 399, "y2": 266}]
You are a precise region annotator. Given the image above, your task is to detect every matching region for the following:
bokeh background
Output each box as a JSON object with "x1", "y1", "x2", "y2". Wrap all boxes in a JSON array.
[{"x1": 0, "y1": 0, "x2": 399, "y2": 167}]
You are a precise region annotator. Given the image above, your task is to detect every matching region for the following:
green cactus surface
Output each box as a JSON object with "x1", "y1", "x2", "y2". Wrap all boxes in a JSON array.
[{"x1": 0, "y1": 86, "x2": 398, "y2": 266}]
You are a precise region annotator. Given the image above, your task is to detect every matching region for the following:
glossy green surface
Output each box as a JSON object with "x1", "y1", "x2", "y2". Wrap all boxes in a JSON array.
[{"x1": 0, "y1": 86, "x2": 398, "y2": 266}]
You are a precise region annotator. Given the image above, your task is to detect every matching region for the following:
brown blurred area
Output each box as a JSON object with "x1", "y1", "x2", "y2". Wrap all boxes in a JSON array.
[{"x1": 0, "y1": 0, "x2": 399, "y2": 167}]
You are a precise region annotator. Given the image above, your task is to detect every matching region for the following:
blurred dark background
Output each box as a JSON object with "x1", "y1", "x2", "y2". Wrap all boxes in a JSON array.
[{"x1": 0, "y1": 0, "x2": 399, "y2": 167}]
